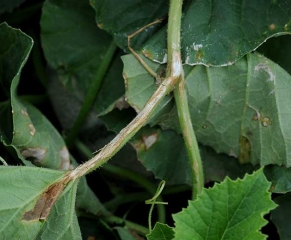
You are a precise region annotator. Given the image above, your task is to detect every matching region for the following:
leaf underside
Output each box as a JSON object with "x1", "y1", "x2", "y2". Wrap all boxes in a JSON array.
[
  {"x1": 123, "y1": 52, "x2": 291, "y2": 167},
  {"x1": 143, "y1": 0, "x2": 291, "y2": 66}
]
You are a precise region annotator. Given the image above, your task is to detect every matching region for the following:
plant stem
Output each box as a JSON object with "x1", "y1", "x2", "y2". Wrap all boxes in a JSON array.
[
  {"x1": 64, "y1": 0, "x2": 184, "y2": 204},
  {"x1": 173, "y1": 78, "x2": 204, "y2": 200},
  {"x1": 75, "y1": 139, "x2": 166, "y2": 223},
  {"x1": 168, "y1": 0, "x2": 204, "y2": 199},
  {"x1": 103, "y1": 192, "x2": 150, "y2": 210},
  {"x1": 67, "y1": 77, "x2": 180, "y2": 181},
  {"x1": 167, "y1": 0, "x2": 183, "y2": 76},
  {"x1": 103, "y1": 215, "x2": 149, "y2": 235},
  {"x1": 65, "y1": 41, "x2": 117, "y2": 147}
]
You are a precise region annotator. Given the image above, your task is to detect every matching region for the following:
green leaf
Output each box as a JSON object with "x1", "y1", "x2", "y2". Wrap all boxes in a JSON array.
[
  {"x1": 90, "y1": 0, "x2": 168, "y2": 51},
  {"x1": 143, "y1": 0, "x2": 291, "y2": 66},
  {"x1": 0, "y1": 166, "x2": 66, "y2": 239},
  {"x1": 271, "y1": 193, "x2": 291, "y2": 240},
  {"x1": 173, "y1": 169, "x2": 277, "y2": 240},
  {"x1": 41, "y1": 0, "x2": 124, "y2": 129},
  {"x1": 132, "y1": 126, "x2": 254, "y2": 185},
  {"x1": 122, "y1": 54, "x2": 174, "y2": 126},
  {"x1": 0, "y1": 22, "x2": 32, "y2": 96},
  {"x1": 264, "y1": 165, "x2": 291, "y2": 193},
  {"x1": 11, "y1": 81, "x2": 73, "y2": 169},
  {"x1": 123, "y1": 52, "x2": 291, "y2": 167},
  {"x1": 36, "y1": 181, "x2": 82, "y2": 240},
  {"x1": 0, "y1": 0, "x2": 25, "y2": 14},
  {"x1": 147, "y1": 223, "x2": 174, "y2": 240}
]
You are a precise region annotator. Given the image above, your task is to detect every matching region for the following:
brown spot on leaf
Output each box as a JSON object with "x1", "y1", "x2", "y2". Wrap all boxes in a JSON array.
[
  {"x1": 196, "y1": 50, "x2": 203, "y2": 60},
  {"x1": 239, "y1": 136, "x2": 251, "y2": 164},
  {"x1": 28, "y1": 124, "x2": 36, "y2": 136},
  {"x1": 261, "y1": 117, "x2": 271, "y2": 127},
  {"x1": 97, "y1": 23, "x2": 103, "y2": 29},
  {"x1": 59, "y1": 146, "x2": 71, "y2": 170},
  {"x1": 21, "y1": 147, "x2": 46, "y2": 164},
  {"x1": 21, "y1": 109, "x2": 28, "y2": 116},
  {"x1": 142, "y1": 49, "x2": 153, "y2": 59},
  {"x1": 269, "y1": 24, "x2": 276, "y2": 30},
  {"x1": 142, "y1": 133, "x2": 158, "y2": 150},
  {"x1": 22, "y1": 182, "x2": 65, "y2": 221}
]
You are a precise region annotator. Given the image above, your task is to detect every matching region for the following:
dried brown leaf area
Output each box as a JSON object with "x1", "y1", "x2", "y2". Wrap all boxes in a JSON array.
[{"x1": 22, "y1": 181, "x2": 66, "y2": 221}]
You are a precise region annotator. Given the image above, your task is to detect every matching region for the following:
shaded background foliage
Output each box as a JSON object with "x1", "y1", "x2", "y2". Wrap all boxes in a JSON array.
[{"x1": 1, "y1": 0, "x2": 291, "y2": 239}]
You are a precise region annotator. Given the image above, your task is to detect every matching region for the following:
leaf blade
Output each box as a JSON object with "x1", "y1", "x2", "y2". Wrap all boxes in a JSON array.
[
  {"x1": 143, "y1": 0, "x2": 291, "y2": 66},
  {"x1": 0, "y1": 166, "x2": 66, "y2": 239},
  {"x1": 173, "y1": 169, "x2": 277, "y2": 240}
]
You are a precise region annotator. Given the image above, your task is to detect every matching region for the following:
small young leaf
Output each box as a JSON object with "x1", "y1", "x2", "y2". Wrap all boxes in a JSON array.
[
  {"x1": 173, "y1": 169, "x2": 277, "y2": 240},
  {"x1": 147, "y1": 223, "x2": 174, "y2": 240},
  {"x1": 0, "y1": 166, "x2": 65, "y2": 239},
  {"x1": 271, "y1": 193, "x2": 291, "y2": 240}
]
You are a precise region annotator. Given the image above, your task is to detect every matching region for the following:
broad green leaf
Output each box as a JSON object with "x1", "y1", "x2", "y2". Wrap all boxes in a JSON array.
[
  {"x1": 0, "y1": 166, "x2": 65, "y2": 239},
  {"x1": 147, "y1": 223, "x2": 174, "y2": 240},
  {"x1": 90, "y1": 0, "x2": 168, "y2": 51},
  {"x1": 36, "y1": 181, "x2": 82, "y2": 240},
  {"x1": 271, "y1": 193, "x2": 291, "y2": 240},
  {"x1": 123, "y1": 53, "x2": 291, "y2": 167},
  {"x1": 11, "y1": 78, "x2": 73, "y2": 169},
  {"x1": 0, "y1": 23, "x2": 71, "y2": 170},
  {"x1": 143, "y1": 0, "x2": 291, "y2": 66},
  {"x1": 258, "y1": 35, "x2": 291, "y2": 75},
  {"x1": 264, "y1": 165, "x2": 291, "y2": 193},
  {"x1": 173, "y1": 169, "x2": 277, "y2": 240},
  {"x1": 0, "y1": 0, "x2": 25, "y2": 14},
  {"x1": 41, "y1": 0, "x2": 124, "y2": 129}
]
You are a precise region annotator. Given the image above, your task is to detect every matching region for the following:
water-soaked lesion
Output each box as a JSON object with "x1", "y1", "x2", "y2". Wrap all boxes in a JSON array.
[{"x1": 239, "y1": 135, "x2": 251, "y2": 164}]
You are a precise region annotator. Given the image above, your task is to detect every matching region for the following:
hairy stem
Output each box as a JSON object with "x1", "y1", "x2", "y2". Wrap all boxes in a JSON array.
[
  {"x1": 75, "y1": 140, "x2": 166, "y2": 223},
  {"x1": 65, "y1": 41, "x2": 117, "y2": 147},
  {"x1": 173, "y1": 77, "x2": 204, "y2": 200},
  {"x1": 65, "y1": 0, "x2": 183, "y2": 189},
  {"x1": 67, "y1": 75, "x2": 179, "y2": 181}
]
